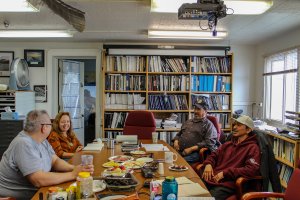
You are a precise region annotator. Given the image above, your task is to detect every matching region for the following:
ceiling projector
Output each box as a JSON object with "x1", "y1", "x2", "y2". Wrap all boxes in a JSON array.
[{"x1": 178, "y1": 0, "x2": 227, "y2": 20}]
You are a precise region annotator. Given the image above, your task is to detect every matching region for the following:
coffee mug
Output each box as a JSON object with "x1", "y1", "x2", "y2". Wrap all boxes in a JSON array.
[{"x1": 164, "y1": 151, "x2": 177, "y2": 164}]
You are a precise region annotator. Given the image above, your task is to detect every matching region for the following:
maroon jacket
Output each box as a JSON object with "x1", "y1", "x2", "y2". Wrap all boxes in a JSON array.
[{"x1": 201, "y1": 132, "x2": 261, "y2": 189}]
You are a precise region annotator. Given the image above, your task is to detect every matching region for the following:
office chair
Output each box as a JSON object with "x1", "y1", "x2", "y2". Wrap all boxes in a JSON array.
[
  {"x1": 242, "y1": 160, "x2": 300, "y2": 200},
  {"x1": 123, "y1": 110, "x2": 156, "y2": 140}
]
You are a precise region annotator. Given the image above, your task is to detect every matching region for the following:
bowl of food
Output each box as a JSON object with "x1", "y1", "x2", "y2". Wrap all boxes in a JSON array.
[{"x1": 104, "y1": 173, "x2": 139, "y2": 191}]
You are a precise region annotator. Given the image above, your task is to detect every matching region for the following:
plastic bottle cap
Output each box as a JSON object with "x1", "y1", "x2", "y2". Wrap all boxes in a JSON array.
[
  {"x1": 78, "y1": 172, "x2": 91, "y2": 178},
  {"x1": 165, "y1": 176, "x2": 175, "y2": 181}
]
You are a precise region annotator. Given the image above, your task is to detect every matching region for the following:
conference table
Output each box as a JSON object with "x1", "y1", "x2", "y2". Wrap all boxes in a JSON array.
[{"x1": 32, "y1": 140, "x2": 211, "y2": 199}]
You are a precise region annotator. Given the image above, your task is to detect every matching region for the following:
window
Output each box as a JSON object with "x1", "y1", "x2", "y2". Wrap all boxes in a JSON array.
[{"x1": 264, "y1": 49, "x2": 299, "y2": 124}]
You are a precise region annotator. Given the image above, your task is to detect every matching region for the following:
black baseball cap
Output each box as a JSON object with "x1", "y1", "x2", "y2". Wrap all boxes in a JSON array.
[{"x1": 194, "y1": 101, "x2": 209, "y2": 110}]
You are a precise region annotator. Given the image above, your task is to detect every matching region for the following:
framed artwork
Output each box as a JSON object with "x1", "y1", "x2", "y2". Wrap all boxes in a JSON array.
[
  {"x1": 0, "y1": 51, "x2": 14, "y2": 76},
  {"x1": 33, "y1": 85, "x2": 47, "y2": 102},
  {"x1": 24, "y1": 49, "x2": 45, "y2": 67}
]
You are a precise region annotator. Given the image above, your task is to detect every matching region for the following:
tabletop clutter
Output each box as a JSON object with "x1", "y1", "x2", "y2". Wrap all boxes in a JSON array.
[{"x1": 45, "y1": 140, "x2": 209, "y2": 200}]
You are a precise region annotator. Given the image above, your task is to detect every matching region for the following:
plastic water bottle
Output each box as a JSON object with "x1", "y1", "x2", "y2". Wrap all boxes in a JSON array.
[
  {"x1": 162, "y1": 176, "x2": 178, "y2": 200},
  {"x1": 76, "y1": 172, "x2": 93, "y2": 199}
]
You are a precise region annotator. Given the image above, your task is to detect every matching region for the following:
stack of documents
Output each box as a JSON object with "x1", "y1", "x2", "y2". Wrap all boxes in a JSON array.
[
  {"x1": 83, "y1": 142, "x2": 103, "y2": 151},
  {"x1": 140, "y1": 143, "x2": 170, "y2": 151}
]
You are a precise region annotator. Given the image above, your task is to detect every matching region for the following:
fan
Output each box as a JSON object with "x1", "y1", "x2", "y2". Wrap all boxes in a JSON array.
[{"x1": 8, "y1": 58, "x2": 31, "y2": 90}]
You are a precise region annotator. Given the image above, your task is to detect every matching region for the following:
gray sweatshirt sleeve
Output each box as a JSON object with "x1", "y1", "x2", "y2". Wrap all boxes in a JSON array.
[{"x1": 196, "y1": 122, "x2": 218, "y2": 152}]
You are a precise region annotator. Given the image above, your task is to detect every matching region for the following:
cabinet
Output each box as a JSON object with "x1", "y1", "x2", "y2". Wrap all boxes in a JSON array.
[
  {"x1": 0, "y1": 120, "x2": 23, "y2": 158},
  {"x1": 0, "y1": 91, "x2": 35, "y2": 117},
  {"x1": 101, "y1": 47, "x2": 233, "y2": 142},
  {"x1": 267, "y1": 132, "x2": 300, "y2": 189}
]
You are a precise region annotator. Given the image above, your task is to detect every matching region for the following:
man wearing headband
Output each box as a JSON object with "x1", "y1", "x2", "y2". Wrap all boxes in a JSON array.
[
  {"x1": 173, "y1": 100, "x2": 219, "y2": 163},
  {"x1": 200, "y1": 115, "x2": 261, "y2": 200}
]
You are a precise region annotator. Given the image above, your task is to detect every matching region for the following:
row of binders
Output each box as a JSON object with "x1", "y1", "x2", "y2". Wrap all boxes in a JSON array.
[
  {"x1": 191, "y1": 75, "x2": 231, "y2": 92},
  {"x1": 191, "y1": 56, "x2": 231, "y2": 73},
  {"x1": 148, "y1": 95, "x2": 188, "y2": 110},
  {"x1": 148, "y1": 56, "x2": 188, "y2": 72},
  {"x1": 106, "y1": 56, "x2": 146, "y2": 72},
  {"x1": 105, "y1": 93, "x2": 146, "y2": 109},
  {"x1": 278, "y1": 163, "x2": 293, "y2": 187},
  {"x1": 105, "y1": 74, "x2": 146, "y2": 91},
  {"x1": 191, "y1": 94, "x2": 230, "y2": 111},
  {"x1": 148, "y1": 75, "x2": 189, "y2": 91},
  {"x1": 105, "y1": 55, "x2": 230, "y2": 73},
  {"x1": 104, "y1": 112, "x2": 128, "y2": 128}
]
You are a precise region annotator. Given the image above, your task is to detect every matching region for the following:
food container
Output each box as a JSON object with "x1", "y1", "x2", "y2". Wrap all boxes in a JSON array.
[{"x1": 104, "y1": 173, "x2": 139, "y2": 191}]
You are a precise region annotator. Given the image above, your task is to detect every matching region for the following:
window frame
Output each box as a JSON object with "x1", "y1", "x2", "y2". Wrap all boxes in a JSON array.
[{"x1": 263, "y1": 49, "x2": 299, "y2": 125}]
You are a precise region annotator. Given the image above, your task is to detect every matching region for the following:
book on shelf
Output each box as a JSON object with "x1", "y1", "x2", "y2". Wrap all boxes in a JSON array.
[
  {"x1": 191, "y1": 56, "x2": 231, "y2": 73},
  {"x1": 106, "y1": 56, "x2": 146, "y2": 72}
]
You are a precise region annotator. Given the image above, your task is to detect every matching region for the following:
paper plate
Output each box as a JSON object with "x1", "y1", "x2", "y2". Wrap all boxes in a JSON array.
[
  {"x1": 108, "y1": 155, "x2": 134, "y2": 163},
  {"x1": 121, "y1": 160, "x2": 145, "y2": 169},
  {"x1": 100, "y1": 195, "x2": 127, "y2": 200},
  {"x1": 169, "y1": 165, "x2": 188, "y2": 172},
  {"x1": 102, "y1": 161, "x2": 120, "y2": 168},
  {"x1": 136, "y1": 157, "x2": 153, "y2": 163},
  {"x1": 130, "y1": 150, "x2": 146, "y2": 155},
  {"x1": 70, "y1": 180, "x2": 106, "y2": 193}
]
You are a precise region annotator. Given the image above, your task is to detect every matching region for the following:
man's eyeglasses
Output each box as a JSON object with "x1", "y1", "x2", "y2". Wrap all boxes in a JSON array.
[{"x1": 41, "y1": 123, "x2": 52, "y2": 126}]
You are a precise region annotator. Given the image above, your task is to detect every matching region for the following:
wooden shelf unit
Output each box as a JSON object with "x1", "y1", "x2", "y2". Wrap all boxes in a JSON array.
[
  {"x1": 101, "y1": 48, "x2": 233, "y2": 142},
  {"x1": 266, "y1": 131, "x2": 300, "y2": 189}
]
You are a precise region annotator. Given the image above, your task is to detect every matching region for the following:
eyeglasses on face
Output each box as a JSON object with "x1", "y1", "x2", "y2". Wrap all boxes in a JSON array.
[{"x1": 41, "y1": 123, "x2": 52, "y2": 126}]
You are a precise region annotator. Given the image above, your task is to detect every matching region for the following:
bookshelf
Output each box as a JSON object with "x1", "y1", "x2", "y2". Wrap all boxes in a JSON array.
[
  {"x1": 101, "y1": 47, "x2": 233, "y2": 143},
  {"x1": 266, "y1": 131, "x2": 300, "y2": 189}
]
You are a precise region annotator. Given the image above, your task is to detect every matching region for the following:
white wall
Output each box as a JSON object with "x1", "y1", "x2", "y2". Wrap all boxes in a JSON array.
[
  {"x1": 230, "y1": 45, "x2": 257, "y2": 117},
  {"x1": 255, "y1": 27, "x2": 300, "y2": 118}
]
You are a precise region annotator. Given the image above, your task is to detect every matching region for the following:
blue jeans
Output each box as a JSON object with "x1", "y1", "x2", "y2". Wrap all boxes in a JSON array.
[{"x1": 183, "y1": 151, "x2": 200, "y2": 164}]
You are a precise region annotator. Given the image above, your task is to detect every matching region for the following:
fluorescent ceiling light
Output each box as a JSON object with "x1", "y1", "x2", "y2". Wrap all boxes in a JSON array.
[
  {"x1": 0, "y1": 30, "x2": 74, "y2": 38},
  {"x1": 225, "y1": 1, "x2": 273, "y2": 14},
  {"x1": 151, "y1": 0, "x2": 273, "y2": 15},
  {"x1": 148, "y1": 30, "x2": 227, "y2": 39},
  {"x1": 0, "y1": 0, "x2": 39, "y2": 12}
]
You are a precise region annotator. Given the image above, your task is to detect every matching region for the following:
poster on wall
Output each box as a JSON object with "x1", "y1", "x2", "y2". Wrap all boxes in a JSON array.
[
  {"x1": 0, "y1": 51, "x2": 14, "y2": 76},
  {"x1": 33, "y1": 85, "x2": 47, "y2": 103}
]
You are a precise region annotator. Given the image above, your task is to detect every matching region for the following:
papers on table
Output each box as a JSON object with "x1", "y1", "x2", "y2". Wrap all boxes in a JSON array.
[
  {"x1": 140, "y1": 143, "x2": 170, "y2": 151},
  {"x1": 178, "y1": 183, "x2": 210, "y2": 197},
  {"x1": 83, "y1": 142, "x2": 103, "y2": 151},
  {"x1": 157, "y1": 177, "x2": 210, "y2": 197}
]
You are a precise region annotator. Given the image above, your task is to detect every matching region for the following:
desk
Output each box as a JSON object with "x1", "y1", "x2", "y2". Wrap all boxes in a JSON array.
[{"x1": 32, "y1": 140, "x2": 210, "y2": 199}]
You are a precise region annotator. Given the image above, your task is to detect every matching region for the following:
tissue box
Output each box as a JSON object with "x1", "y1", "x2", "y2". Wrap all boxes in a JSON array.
[{"x1": 1, "y1": 112, "x2": 19, "y2": 120}]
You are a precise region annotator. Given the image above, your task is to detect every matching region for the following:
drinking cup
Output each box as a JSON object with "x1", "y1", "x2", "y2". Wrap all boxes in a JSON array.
[
  {"x1": 81, "y1": 155, "x2": 93, "y2": 166},
  {"x1": 152, "y1": 132, "x2": 158, "y2": 143},
  {"x1": 164, "y1": 151, "x2": 177, "y2": 164}
]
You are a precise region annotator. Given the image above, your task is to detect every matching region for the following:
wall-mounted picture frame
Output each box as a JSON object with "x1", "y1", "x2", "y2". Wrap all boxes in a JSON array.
[
  {"x1": 24, "y1": 49, "x2": 44, "y2": 67},
  {"x1": 0, "y1": 51, "x2": 14, "y2": 76},
  {"x1": 33, "y1": 85, "x2": 47, "y2": 103}
]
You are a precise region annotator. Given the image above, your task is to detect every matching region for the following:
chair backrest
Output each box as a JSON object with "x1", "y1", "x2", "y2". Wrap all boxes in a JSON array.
[
  {"x1": 207, "y1": 115, "x2": 221, "y2": 140},
  {"x1": 123, "y1": 110, "x2": 156, "y2": 139},
  {"x1": 285, "y1": 168, "x2": 300, "y2": 200}
]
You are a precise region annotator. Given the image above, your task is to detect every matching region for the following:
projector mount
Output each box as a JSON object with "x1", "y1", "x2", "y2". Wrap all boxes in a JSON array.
[{"x1": 178, "y1": 0, "x2": 227, "y2": 36}]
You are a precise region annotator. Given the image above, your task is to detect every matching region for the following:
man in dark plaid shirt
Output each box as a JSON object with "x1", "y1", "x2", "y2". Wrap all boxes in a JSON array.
[{"x1": 173, "y1": 101, "x2": 219, "y2": 163}]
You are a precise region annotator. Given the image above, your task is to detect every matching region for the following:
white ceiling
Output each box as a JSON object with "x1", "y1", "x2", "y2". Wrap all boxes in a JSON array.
[{"x1": 1, "y1": 0, "x2": 300, "y2": 45}]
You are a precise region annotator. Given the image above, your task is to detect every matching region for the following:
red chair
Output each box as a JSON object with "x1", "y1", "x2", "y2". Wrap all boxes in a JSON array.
[
  {"x1": 123, "y1": 110, "x2": 156, "y2": 140},
  {"x1": 242, "y1": 161, "x2": 300, "y2": 200}
]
